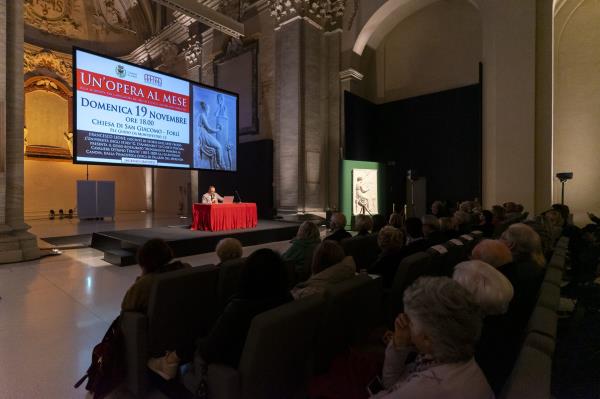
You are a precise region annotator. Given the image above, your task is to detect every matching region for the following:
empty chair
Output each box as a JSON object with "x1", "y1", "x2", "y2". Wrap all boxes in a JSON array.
[
  {"x1": 387, "y1": 252, "x2": 433, "y2": 322},
  {"x1": 341, "y1": 234, "x2": 380, "y2": 270},
  {"x1": 526, "y1": 306, "x2": 557, "y2": 340},
  {"x1": 121, "y1": 265, "x2": 220, "y2": 397},
  {"x1": 437, "y1": 240, "x2": 465, "y2": 276},
  {"x1": 313, "y1": 275, "x2": 383, "y2": 373},
  {"x1": 203, "y1": 294, "x2": 325, "y2": 399},
  {"x1": 524, "y1": 332, "x2": 556, "y2": 357},
  {"x1": 426, "y1": 245, "x2": 447, "y2": 276},
  {"x1": 459, "y1": 234, "x2": 478, "y2": 257},
  {"x1": 543, "y1": 267, "x2": 563, "y2": 288},
  {"x1": 500, "y1": 345, "x2": 552, "y2": 399},
  {"x1": 536, "y1": 282, "x2": 561, "y2": 311}
]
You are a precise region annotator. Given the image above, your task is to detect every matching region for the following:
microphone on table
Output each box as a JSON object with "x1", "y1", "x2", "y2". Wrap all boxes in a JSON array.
[{"x1": 235, "y1": 190, "x2": 243, "y2": 203}]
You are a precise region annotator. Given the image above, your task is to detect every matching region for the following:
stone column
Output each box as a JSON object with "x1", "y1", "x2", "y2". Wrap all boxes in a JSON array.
[
  {"x1": 272, "y1": 1, "x2": 345, "y2": 214},
  {"x1": 0, "y1": 0, "x2": 40, "y2": 263}
]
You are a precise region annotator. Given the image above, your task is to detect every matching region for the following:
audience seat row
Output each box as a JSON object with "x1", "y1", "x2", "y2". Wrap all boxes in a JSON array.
[{"x1": 501, "y1": 237, "x2": 569, "y2": 399}]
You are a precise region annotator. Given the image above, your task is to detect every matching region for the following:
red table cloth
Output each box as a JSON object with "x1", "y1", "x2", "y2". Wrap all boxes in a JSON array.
[{"x1": 191, "y1": 203, "x2": 258, "y2": 231}]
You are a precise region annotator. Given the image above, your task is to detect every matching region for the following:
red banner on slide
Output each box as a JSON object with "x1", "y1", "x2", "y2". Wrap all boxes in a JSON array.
[{"x1": 77, "y1": 69, "x2": 190, "y2": 113}]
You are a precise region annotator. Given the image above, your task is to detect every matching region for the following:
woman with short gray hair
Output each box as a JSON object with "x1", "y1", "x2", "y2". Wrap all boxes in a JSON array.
[{"x1": 372, "y1": 277, "x2": 493, "y2": 398}]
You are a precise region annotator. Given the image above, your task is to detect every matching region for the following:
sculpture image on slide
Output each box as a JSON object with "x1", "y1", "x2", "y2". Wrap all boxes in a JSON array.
[
  {"x1": 352, "y1": 169, "x2": 378, "y2": 215},
  {"x1": 193, "y1": 86, "x2": 237, "y2": 171},
  {"x1": 198, "y1": 101, "x2": 225, "y2": 169}
]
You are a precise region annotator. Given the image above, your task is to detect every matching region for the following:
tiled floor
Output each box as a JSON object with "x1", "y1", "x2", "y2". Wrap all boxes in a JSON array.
[{"x1": 0, "y1": 217, "x2": 293, "y2": 398}]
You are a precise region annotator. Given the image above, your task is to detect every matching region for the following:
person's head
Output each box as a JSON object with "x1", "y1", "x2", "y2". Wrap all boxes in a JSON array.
[
  {"x1": 405, "y1": 217, "x2": 423, "y2": 239},
  {"x1": 215, "y1": 238, "x2": 243, "y2": 263},
  {"x1": 208, "y1": 185, "x2": 216, "y2": 194},
  {"x1": 311, "y1": 240, "x2": 345, "y2": 275},
  {"x1": 504, "y1": 202, "x2": 518, "y2": 213},
  {"x1": 296, "y1": 221, "x2": 320, "y2": 241},
  {"x1": 492, "y1": 205, "x2": 506, "y2": 221},
  {"x1": 453, "y1": 210, "x2": 470, "y2": 226},
  {"x1": 371, "y1": 214, "x2": 387, "y2": 233},
  {"x1": 471, "y1": 239, "x2": 513, "y2": 268},
  {"x1": 515, "y1": 204, "x2": 524, "y2": 213},
  {"x1": 421, "y1": 214, "x2": 440, "y2": 237},
  {"x1": 377, "y1": 226, "x2": 404, "y2": 251},
  {"x1": 552, "y1": 203, "x2": 570, "y2": 224},
  {"x1": 582, "y1": 224, "x2": 598, "y2": 244},
  {"x1": 453, "y1": 260, "x2": 514, "y2": 315},
  {"x1": 544, "y1": 209, "x2": 563, "y2": 227},
  {"x1": 200, "y1": 101, "x2": 208, "y2": 112},
  {"x1": 501, "y1": 223, "x2": 545, "y2": 267},
  {"x1": 431, "y1": 200, "x2": 443, "y2": 216},
  {"x1": 240, "y1": 248, "x2": 288, "y2": 299},
  {"x1": 480, "y1": 210, "x2": 493, "y2": 225},
  {"x1": 137, "y1": 238, "x2": 173, "y2": 274},
  {"x1": 330, "y1": 212, "x2": 347, "y2": 231},
  {"x1": 439, "y1": 217, "x2": 455, "y2": 232},
  {"x1": 355, "y1": 214, "x2": 373, "y2": 233},
  {"x1": 388, "y1": 212, "x2": 404, "y2": 228},
  {"x1": 217, "y1": 93, "x2": 224, "y2": 104},
  {"x1": 459, "y1": 201, "x2": 473, "y2": 213},
  {"x1": 403, "y1": 277, "x2": 482, "y2": 363}
]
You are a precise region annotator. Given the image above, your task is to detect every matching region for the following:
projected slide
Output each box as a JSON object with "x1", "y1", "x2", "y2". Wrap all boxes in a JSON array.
[{"x1": 73, "y1": 48, "x2": 238, "y2": 171}]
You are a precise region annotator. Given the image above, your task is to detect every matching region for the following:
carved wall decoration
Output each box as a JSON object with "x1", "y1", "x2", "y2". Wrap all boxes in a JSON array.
[
  {"x1": 214, "y1": 40, "x2": 259, "y2": 135},
  {"x1": 182, "y1": 36, "x2": 202, "y2": 68},
  {"x1": 24, "y1": 45, "x2": 73, "y2": 87},
  {"x1": 24, "y1": 76, "x2": 73, "y2": 160},
  {"x1": 24, "y1": 0, "x2": 84, "y2": 38},
  {"x1": 268, "y1": 0, "x2": 346, "y2": 30},
  {"x1": 91, "y1": 0, "x2": 135, "y2": 35}
]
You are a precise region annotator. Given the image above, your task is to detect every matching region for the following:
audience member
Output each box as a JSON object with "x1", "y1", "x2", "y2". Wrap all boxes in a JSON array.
[
  {"x1": 471, "y1": 239, "x2": 513, "y2": 269},
  {"x1": 453, "y1": 210, "x2": 472, "y2": 235},
  {"x1": 325, "y1": 212, "x2": 352, "y2": 242},
  {"x1": 372, "y1": 277, "x2": 493, "y2": 399},
  {"x1": 421, "y1": 214, "x2": 446, "y2": 245},
  {"x1": 215, "y1": 237, "x2": 243, "y2": 264},
  {"x1": 478, "y1": 210, "x2": 495, "y2": 238},
  {"x1": 121, "y1": 238, "x2": 190, "y2": 313},
  {"x1": 439, "y1": 217, "x2": 459, "y2": 240},
  {"x1": 402, "y1": 217, "x2": 430, "y2": 255},
  {"x1": 501, "y1": 223, "x2": 546, "y2": 267},
  {"x1": 388, "y1": 212, "x2": 404, "y2": 229},
  {"x1": 453, "y1": 260, "x2": 517, "y2": 394},
  {"x1": 355, "y1": 214, "x2": 374, "y2": 236},
  {"x1": 282, "y1": 221, "x2": 321, "y2": 282},
  {"x1": 147, "y1": 248, "x2": 292, "y2": 379},
  {"x1": 291, "y1": 240, "x2": 356, "y2": 299},
  {"x1": 491, "y1": 205, "x2": 506, "y2": 225},
  {"x1": 452, "y1": 260, "x2": 514, "y2": 315},
  {"x1": 368, "y1": 226, "x2": 405, "y2": 287},
  {"x1": 372, "y1": 214, "x2": 387, "y2": 233},
  {"x1": 431, "y1": 200, "x2": 449, "y2": 218}
]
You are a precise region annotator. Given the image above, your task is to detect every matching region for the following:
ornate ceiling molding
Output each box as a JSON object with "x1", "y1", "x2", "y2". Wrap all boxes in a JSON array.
[
  {"x1": 152, "y1": 0, "x2": 245, "y2": 38},
  {"x1": 24, "y1": 0, "x2": 83, "y2": 38},
  {"x1": 24, "y1": 43, "x2": 73, "y2": 87},
  {"x1": 268, "y1": 0, "x2": 346, "y2": 31}
]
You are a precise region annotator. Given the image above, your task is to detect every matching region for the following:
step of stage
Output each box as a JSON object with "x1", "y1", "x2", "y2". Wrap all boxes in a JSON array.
[{"x1": 103, "y1": 248, "x2": 137, "y2": 266}]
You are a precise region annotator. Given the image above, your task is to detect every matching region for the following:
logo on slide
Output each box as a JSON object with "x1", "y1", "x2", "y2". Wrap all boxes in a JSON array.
[
  {"x1": 115, "y1": 65, "x2": 126, "y2": 78},
  {"x1": 144, "y1": 74, "x2": 162, "y2": 87}
]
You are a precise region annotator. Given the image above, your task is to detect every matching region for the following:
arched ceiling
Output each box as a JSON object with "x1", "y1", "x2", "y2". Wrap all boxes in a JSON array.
[{"x1": 353, "y1": 0, "x2": 480, "y2": 56}]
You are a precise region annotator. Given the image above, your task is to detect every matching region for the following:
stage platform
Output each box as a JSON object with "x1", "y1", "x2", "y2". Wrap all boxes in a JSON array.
[{"x1": 90, "y1": 220, "x2": 300, "y2": 266}]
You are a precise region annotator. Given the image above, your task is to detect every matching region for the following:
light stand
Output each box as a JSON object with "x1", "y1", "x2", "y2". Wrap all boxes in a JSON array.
[{"x1": 556, "y1": 172, "x2": 573, "y2": 205}]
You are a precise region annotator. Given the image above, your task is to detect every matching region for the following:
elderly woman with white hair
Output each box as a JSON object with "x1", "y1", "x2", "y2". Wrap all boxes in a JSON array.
[
  {"x1": 452, "y1": 259, "x2": 523, "y2": 394},
  {"x1": 372, "y1": 277, "x2": 493, "y2": 399}
]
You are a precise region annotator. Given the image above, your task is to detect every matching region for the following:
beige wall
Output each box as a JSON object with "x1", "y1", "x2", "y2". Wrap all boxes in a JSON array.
[
  {"x1": 372, "y1": 0, "x2": 481, "y2": 103},
  {"x1": 24, "y1": 160, "x2": 147, "y2": 217},
  {"x1": 349, "y1": 0, "x2": 541, "y2": 212},
  {"x1": 554, "y1": 0, "x2": 600, "y2": 224}
]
